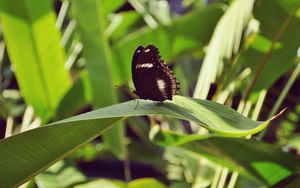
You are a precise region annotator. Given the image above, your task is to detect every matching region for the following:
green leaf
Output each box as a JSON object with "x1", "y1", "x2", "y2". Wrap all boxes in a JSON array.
[
  {"x1": 71, "y1": 0, "x2": 125, "y2": 159},
  {"x1": 74, "y1": 179, "x2": 125, "y2": 188},
  {"x1": 152, "y1": 130, "x2": 300, "y2": 186},
  {"x1": 0, "y1": 95, "x2": 9, "y2": 118},
  {"x1": 71, "y1": 0, "x2": 116, "y2": 108},
  {"x1": 0, "y1": 117, "x2": 122, "y2": 188},
  {"x1": 73, "y1": 178, "x2": 165, "y2": 188},
  {"x1": 67, "y1": 96, "x2": 271, "y2": 137},
  {"x1": 107, "y1": 11, "x2": 142, "y2": 41},
  {"x1": 0, "y1": 96, "x2": 272, "y2": 187},
  {"x1": 102, "y1": 0, "x2": 126, "y2": 16},
  {"x1": 57, "y1": 71, "x2": 92, "y2": 120},
  {"x1": 35, "y1": 161, "x2": 86, "y2": 188},
  {"x1": 128, "y1": 178, "x2": 166, "y2": 188},
  {"x1": 242, "y1": 0, "x2": 300, "y2": 91},
  {"x1": 0, "y1": 0, "x2": 71, "y2": 121}
]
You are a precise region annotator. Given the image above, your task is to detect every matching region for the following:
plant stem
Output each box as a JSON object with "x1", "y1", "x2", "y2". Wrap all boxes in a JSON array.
[
  {"x1": 259, "y1": 59, "x2": 300, "y2": 139},
  {"x1": 211, "y1": 166, "x2": 222, "y2": 188},
  {"x1": 227, "y1": 171, "x2": 239, "y2": 188},
  {"x1": 217, "y1": 168, "x2": 229, "y2": 188},
  {"x1": 5, "y1": 116, "x2": 13, "y2": 138},
  {"x1": 243, "y1": 4, "x2": 299, "y2": 102}
]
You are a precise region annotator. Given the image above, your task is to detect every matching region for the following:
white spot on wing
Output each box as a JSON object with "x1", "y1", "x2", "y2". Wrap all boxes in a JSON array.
[
  {"x1": 145, "y1": 48, "x2": 150, "y2": 53},
  {"x1": 156, "y1": 79, "x2": 167, "y2": 98},
  {"x1": 136, "y1": 63, "x2": 153, "y2": 68},
  {"x1": 145, "y1": 63, "x2": 153, "y2": 68},
  {"x1": 157, "y1": 79, "x2": 166, "y2": 90}
]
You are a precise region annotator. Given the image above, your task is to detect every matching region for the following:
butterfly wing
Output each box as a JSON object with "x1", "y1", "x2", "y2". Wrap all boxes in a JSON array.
[
  {"x1": 132, "y1": 45, "x2": 161, "y2": 100},
  {"x1": 132, "y1": 45, "x2": 144, "y2": 86},
  {"x1": 132, "y1": 44, "x2": 180, "y2": 101}
]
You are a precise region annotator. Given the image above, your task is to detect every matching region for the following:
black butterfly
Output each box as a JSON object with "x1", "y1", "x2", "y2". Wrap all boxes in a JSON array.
[{"x1": 132, "y1": 44, "x2": 180, "y2": 102}]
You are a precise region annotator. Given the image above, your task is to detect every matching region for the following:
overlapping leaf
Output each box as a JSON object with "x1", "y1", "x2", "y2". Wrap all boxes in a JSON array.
[{"x1": 152, "y1": 130, "x2": 300, "y2": 186}]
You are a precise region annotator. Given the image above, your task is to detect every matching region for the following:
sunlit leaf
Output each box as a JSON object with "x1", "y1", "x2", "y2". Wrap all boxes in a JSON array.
[
  {"x1": 0, "y1": 0, "x2": 71, "y2": 122},
  {"x1": 193, "y1": 0, "x2": 255, "y2": 99},
  {"x1": 128, "y1": 178, "x2": 165, "y2": 188},
  {"x1": 75, "y1": 179, "x2": 124, "y2": 188}
]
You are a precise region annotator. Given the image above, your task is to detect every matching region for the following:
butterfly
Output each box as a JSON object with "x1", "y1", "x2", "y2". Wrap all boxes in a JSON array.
[{"x1": 131, "y1": 44, "x2": 180, "y2": 102}]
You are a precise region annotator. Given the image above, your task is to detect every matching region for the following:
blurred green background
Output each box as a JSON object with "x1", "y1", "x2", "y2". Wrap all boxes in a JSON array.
[{"x1": 0, "y1": 0, "x2": 300, "y2": 187}]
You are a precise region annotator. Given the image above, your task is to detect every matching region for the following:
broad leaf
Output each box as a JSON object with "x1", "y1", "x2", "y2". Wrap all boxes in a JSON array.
[{"x1": 0, "y1": 96, "x2": 273, "y2": 187}]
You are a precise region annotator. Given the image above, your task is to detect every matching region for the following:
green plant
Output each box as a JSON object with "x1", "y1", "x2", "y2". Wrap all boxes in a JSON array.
[{"x1": 0, "y1": 0, "x2": 299, "y2": 188}]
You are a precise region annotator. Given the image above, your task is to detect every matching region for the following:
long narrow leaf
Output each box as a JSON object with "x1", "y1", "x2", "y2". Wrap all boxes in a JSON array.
[
  {"x1": 0, "y1": 0, "x2": 71, "y2": 121},
  {"x1": 0, "y1": 96, "x2": 275, "y2": 187},
  {"x1": 71, "y1": 0, "x2": 125, "y2": 158}
]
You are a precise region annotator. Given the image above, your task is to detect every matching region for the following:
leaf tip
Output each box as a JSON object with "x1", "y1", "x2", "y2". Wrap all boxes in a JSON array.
[{"x1": 269, "y1": 107, "x2": 287, "y2": 121}]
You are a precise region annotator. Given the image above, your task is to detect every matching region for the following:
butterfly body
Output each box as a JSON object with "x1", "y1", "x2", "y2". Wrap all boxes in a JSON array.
[{"x1": 131, "y1": 44, "x2": 180, "y2": 102}]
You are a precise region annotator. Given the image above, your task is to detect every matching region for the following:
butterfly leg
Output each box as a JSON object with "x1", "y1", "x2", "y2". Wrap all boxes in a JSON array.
[
  {"x1": 134, "y1": 99, "x2": 140, "y2": 110},
  {"x1": 153, "y1": 101, "x2": 164, "y2": 106}
]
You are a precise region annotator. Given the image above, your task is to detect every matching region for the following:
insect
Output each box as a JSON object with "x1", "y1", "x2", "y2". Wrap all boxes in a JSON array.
[{"x1": 131, "y1": 44, "x2": 180, "y2": 102}]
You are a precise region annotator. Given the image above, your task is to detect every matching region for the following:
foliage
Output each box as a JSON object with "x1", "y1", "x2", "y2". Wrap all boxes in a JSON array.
[{"x1": 0, "y1": 0, "x2": 299, "y2": 188}]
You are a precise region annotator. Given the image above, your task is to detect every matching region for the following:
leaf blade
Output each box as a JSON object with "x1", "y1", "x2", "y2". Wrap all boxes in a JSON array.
[
  {"x1": 0, "y1": 0, "x2": 71, "y2": 121},
  {"x1": 71, "y1": 0, "x2": 125, "y2": 159},
  {"x1": 0, "y1": 96, "x2": 273, "y2": 187}
]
